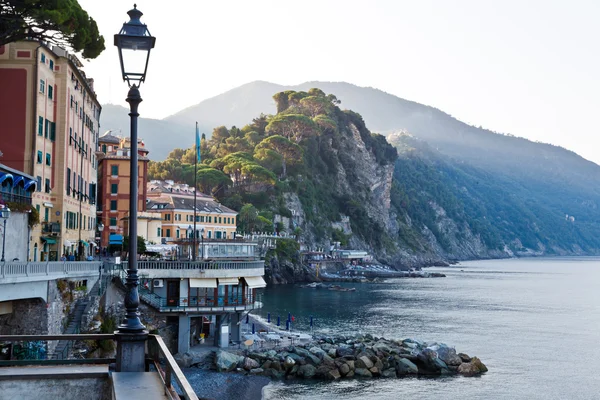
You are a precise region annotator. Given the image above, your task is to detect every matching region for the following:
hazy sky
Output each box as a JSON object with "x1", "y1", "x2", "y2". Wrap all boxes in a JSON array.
[{"x1": 79, "y1": 0, "x2": 600, "y2": 164}]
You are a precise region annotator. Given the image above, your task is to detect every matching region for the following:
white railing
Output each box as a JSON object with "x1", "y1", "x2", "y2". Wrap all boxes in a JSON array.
[
  {"x1": 137, "y1": 260, "x2": 265, "y2": 270},
  {"x1": 0, "y1": 261, "x2": 101, "y2": 281}
]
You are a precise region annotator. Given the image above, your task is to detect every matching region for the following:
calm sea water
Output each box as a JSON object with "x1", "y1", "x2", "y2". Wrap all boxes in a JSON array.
[{"x1": 257, "y1": 257, "x2": 600, "y2": 400}]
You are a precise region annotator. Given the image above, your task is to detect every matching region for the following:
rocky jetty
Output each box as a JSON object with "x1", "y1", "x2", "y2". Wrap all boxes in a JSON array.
[{"x1": 211, "y1": 334, "x2": 487, "y2": 380}]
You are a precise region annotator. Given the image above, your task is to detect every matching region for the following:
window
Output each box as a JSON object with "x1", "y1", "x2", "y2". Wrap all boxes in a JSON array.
[
  {"x1": 40, "y1": 53, "x2": 46, "y2": 63},
  {"x1": 70, "y1": 95, "x2": 74, "y2": 108},
  {"x1": 45, "y1": 153, "x2": 51, "y2": 166},
  {"x1": 111, "y1": 183, "x2": 118, "y2": 194},
  {"x1": 45, "y1": 178, "x2": 50, "y2": 193},
  {"x1": 37, "y1": 151, "x2": 42, "y2": 163},
  {"x1": 50, "y1": 122, "x2": 56, "y2": 141},
  {"x1": 157, "y1": 228, "x2": 161, "y2": 237},
  {"x1": 176, "y1": 230, "x2": 180, "y2": 238},
  {"x1": 218, "y1": 217, "x2": 222, "y2": 224},
  {"x1": 110, "y1": 217, "x2": 117, "y2": 227},
  {"x1": 44, "y1": 119, "x2": 49, "y2": 138},
  {"x1": 102, "y1": 144, "x2": 107, "y2": 153},
  {"x1": 48, "y1": 85, "x2": 53, "y2": 100},
  {"x1": 208, "y1": 216, "x2": 212, "y2": 223},
  {"x1": 111, "y1": 165, "x2": 118, "y2": 175},
  {"x1": 66, "y1": 168, "x2": 71, "y2": 195},
  {"x1": 37, "y1": 176, "x2": 41, "y2": 192},
  {"x1": 39, "y1": 79, "x2": 45, "y2": 93},
  {"x1": 110, "y1": 200, "x2": 117, "y2": 211},
  {"x1": 164, "y1": 214, "x2": 171, "y2": 221},
  {"x1": 49, "y1": 59, "x2": 54, "y2": 70},
  {"x1": 200, "y1": 216, "x2": 204, "y2": 222},
  {"x1": 166, "y1": 229, "x2": 171, "y2": 238},
  {"x1": 38, "y1": 116, "x2": 43, "y2": 135}
]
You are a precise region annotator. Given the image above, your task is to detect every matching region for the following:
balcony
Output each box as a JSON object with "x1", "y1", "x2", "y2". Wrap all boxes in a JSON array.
[
  {"x1": 139, "y1": 289, "x2": 263, "y2": 313},
  {"x1": 0, "y1": 192, "x2": 32, "y2": 206},
  {"x1": 133, "y1": 260, "x2": 265, "y2": 279},
  {"x1": 41, "y1": 222, "x2": 61, "y2": 235}
]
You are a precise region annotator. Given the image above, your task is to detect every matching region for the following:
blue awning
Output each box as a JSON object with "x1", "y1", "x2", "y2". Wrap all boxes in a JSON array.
[
  {"x1": 0, "y1": 172, "x2": 13, "y2": 185},
  {"x1": 12, "y1": 176, "x2": 25, "y2": 188},
  {"x1": 109, "y1": 234, "x2": 124, "y2": 245},
  {"x1": 23, "y1": 178, "x2": 37, "y2": 191}
]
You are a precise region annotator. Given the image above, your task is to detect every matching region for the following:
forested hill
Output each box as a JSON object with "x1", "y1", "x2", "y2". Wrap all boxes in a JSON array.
[{"x1": 145, "y1": 87, "x2": 600, "y2": 265}]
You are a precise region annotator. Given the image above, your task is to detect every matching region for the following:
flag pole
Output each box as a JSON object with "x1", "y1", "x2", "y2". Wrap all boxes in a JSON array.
[{"x1": 193, "y1": 121, "x2": 198, "y2": 261}]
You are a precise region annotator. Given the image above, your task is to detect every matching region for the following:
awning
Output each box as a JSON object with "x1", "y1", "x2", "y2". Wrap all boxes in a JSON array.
[
  {"x1": 12, "y1": 176, "x2": 24, "y2": 188},
  {"x1": 218, "y1": 277, "x2": 239, "y2": 285},
  {"x1": 109, "y1": 234, "x2": 123, "y2": 245},
  {"x1": 41, "y1": 237, "x2": 57, "y2": 245},
  {"x1": 244, "y1": 276, "x2": 267, "y2": 289},
  {"x1": 63, "y1": 239, "x2": 73, "y2": 246},
  {"x1": 23, "y1": 178, "x2": 37, "y2": 191},
  {"x1": 43, "y1": 202, "x2": 53, "y2": 208},
  {"x1": 89, "y1": 242, "x2": 97, "y2": 247},
  {"x1": 81, "y1": 241, "x2": 89, "y2": 247},
  {"x1": 190, "y1": 278, "x2": 217, "y2": 288},
  {"x1": 0, "y1": 172, "x2": 13, "y2": 185}
]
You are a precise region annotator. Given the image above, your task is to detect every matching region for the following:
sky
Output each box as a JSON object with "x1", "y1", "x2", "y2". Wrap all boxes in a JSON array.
[{"x1": 78, "y1": 0, "x2": 600, "y2": 164}]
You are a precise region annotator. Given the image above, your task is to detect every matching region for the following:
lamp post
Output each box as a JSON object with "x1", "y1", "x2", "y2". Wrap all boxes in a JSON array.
[
  {"x1": 200, "y1": 228, "x2": 205, "y2": 260},
  {"x1": 188, "y1": 224, "x2": 192, "y2": 259},
  {"x1": 114, "y1": 4, "x2": 155, "y2": 372},
  {"x1": 0, "y1": 206, "x2": 10, "y2": 262},
  {"x1": 98, "y1": 223, "x2": 105, "y2": 259}
]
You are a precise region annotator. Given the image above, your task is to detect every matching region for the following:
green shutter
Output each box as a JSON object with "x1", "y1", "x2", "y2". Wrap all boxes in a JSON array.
[
  {"x1": 38, "y1": 116, "x2": 43, "y2": 135},
  {"x1": 50, "y1": 122, "x2": 56, "y2": 141}
]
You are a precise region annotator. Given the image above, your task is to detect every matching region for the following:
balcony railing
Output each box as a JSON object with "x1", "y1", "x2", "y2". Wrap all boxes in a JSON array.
[
  {"x1": 0, "y1": 261, "x2": 101, "y2": 284},
  {"x1": 137, "y1": 260, "x2": 264, "y2": 270},
  {"x1": 0, "y1": 192, "x2": 32, "y2": 205},
  {"x1": 139, "y1": 289, "x2": 263, "y2": 312},
  {"x1": 41, "y1": 221, "x2": 61, "y2": 234}
]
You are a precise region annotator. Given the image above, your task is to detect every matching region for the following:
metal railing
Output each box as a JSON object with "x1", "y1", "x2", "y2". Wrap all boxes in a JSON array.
[
  {"x1": 0, "y1": 261, "x2": 101, "y2": 280},
  {"x1": 0, "y1": 192, "x2": 32, "y2": 205},
  {"x1": 0, "y1": 334, "x2": 198, "y2": 400},
  {"x1": 139, "y1": 288, "x2": 262, "y2": 311},
  {"x1": 148, "y1": 335, "x2": 198, "y2": 400},
  {"x1": 137, "y1": 260, "x2": 264, "y2": 270}
]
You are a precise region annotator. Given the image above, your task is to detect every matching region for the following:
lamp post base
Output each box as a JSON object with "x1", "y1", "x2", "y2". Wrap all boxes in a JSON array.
[{"x1": 115, "y1": 330, "x2": 148, "y2": 372}]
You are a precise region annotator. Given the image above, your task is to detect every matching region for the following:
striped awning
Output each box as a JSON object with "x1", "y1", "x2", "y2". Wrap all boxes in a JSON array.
[
  {"x1": 244, "y1": 276, "x2": 267, "y2": 289},
  {"x1": 218, "y1": 277, "x2": 239, "y2": 285},
  {"x1": 190, "y1": 278, "x2": 217, "y2": 288},
  {"x1": 12, "y1": 176, "x2": 24, "y2": 187}
]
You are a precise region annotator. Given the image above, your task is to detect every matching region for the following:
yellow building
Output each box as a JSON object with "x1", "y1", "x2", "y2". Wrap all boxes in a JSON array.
[
  {"x1": 146, "y1": 180, "x2": 238, "y2": 243},
  {"x1": 0, "y1": 41, "x2": 100, "y2": 261}
]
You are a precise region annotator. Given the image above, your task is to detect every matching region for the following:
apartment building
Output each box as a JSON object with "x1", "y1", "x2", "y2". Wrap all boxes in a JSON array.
[
  {"x1": 96, "y1": 131, "x2": 150, "y2": 250},
  {"x1": 0, "y1": 41, "x2": 100, "y2": 261}
]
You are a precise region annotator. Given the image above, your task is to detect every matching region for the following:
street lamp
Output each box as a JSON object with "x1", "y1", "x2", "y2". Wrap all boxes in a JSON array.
[
  {"x1": 98, "y1": 223, "x2": 105, "y2": 259},
  {"x1": 200, "y1": 228, "x2": 205, "y2": 260},
  {"x1": 114, "y1": 4, "x2": 155, "y2": 371},
  {"x1": 0, "y1": 206, "x2": 10, "y2": 262}
]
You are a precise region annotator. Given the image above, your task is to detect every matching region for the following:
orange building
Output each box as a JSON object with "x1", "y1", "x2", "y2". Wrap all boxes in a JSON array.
[{"x1": 96, "y1": 131, "x2": 149, "y2": 250}]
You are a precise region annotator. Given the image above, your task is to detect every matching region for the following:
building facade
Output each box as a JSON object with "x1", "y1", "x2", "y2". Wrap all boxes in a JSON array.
[
  {"x1": 147, "y1": 180, "x2": 238, "y2": 251},
  {"x1": 0, "y1": 41, "x2": 100, "y2": 261},
  {"x1": 96, "y1": 131, "x2": 149, "y2": 250}
]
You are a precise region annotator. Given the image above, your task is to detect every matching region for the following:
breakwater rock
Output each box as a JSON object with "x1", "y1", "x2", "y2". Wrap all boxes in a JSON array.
[{"x1": 213, "y1": 334, "x2": 487, "y2": 380}]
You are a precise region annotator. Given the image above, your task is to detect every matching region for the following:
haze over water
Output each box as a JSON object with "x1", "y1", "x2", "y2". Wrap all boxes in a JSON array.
[{"x1": 258, "y1": 258, "x2": 600, "y2": 399}]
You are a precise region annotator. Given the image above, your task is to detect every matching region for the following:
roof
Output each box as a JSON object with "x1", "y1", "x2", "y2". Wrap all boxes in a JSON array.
[
  {"x1": 99, "y1": 131, "x2": 121, "y2": 144},
  {"x1": 146, "y1": 195, "x2": 237, "y2": 215}
]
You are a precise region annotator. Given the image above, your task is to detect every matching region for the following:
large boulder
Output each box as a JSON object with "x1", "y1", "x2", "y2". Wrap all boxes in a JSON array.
[
  {"x1": 297, "y1": 364, "x2": 317, "y2": 378},
  {"x1": 336, "y1": 347, "x2": 354, "y2": 358},
  {"x1": 395, "y1": 357, "x2": 419, "y2": 375},
  {"x1": 458, "y1": 353, "x2": 472, "y2": 363},
  {"x1": 354, "y1": 368, "x2": 373, "y2": 378},
  {"x1": 416, "y1": 348, "x2": 444, "y2": 375},
  {"x1": 372, "y1": 342, "x2": 391, "y2": 354},
  {"x1": 381, "y1": 368, "x2": 397, "y2": 378},
  {"x1": 436, "y1": 345, "x2": 462, "y2": 366},
  {"x1": 283, "y1": 356, "x2": 296, "y2": 369},
  {"x1": 243, "y1": 357, "x2": 260, "y2": 370},
  {"x1": 215, "y1": 351, "x2": 241, "y2": 372},
  {"x1": 355, "y1": 355, "x2": 374, "y2": 369},
  {"x1": 249, "y1": 368, "x2": 264, "y2": 375},
  {"x1": 328, "y1": 368, "x2": 341, "y2": 380},
  {"x1": 174, "y1": 352, "x2": 193, "y2": 368},
  {"x1": 339, "y1": 363, "x2": 350, "y2": 376},
  {"x1": 294, "y1": 347, "x2": 322, "y2": 365},
  {"x1": 458, "y1": 357, "x2": 488, "y2": 376},
  {"x1": 309, "y1": 346, "x2": 327, "y2": 359}
]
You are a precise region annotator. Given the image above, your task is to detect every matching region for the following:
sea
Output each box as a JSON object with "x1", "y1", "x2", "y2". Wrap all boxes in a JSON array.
[{"x1": 254, "y1": 257, "x2": 600, "y2": 400}]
